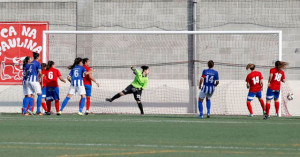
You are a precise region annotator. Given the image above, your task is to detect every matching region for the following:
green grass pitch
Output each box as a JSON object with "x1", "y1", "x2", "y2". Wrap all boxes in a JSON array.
[{"x1": 0, "y1": 114, "x2": 300, "y2": 157}]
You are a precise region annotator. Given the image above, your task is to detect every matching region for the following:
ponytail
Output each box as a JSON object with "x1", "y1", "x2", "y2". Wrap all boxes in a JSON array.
[
  {"x1": 47, "y1": 61, "x2": 55, "y2": 70},
  {"x1": 246, "y1": 63, "x2": 255, "y2": 70},
  {"x1": 68, "y1": 57, "x2": 82, "y2": 70},
  {"x1": 23, "y1": 56, "x2": 31, "y2": 69},
  {"x1": 275, "y1": 61, "x2": 288, "y2": 70},
  {"x1": 141, "y1": 65, "x2": 149, "y2": 72}
]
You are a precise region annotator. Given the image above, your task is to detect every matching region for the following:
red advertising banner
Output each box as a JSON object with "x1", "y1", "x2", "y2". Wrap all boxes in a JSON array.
[{"x1": 0, "y1": 22, "x2": 48, "y2": 85}]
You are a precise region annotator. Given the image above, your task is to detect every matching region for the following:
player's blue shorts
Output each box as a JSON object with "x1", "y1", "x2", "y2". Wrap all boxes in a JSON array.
[
  {"x1": 247, "y1": 91, "x2": 262, "y2": 101},
  {"x1": 46, "y1": 87, "x2": 60, "y2": 101},
  {"x1": 84, "y1": 85, "x2": 92, "y2": 97},
  {"x1": 266, "y1": 88, "x2": 280, "y2": 100},
  {"x1": 42, "y1": 87, "x2": 47, "y2": 99}
]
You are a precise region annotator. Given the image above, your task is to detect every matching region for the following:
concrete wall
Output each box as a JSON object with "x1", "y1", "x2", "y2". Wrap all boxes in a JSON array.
[{"x1": 0, "y1": 0, "x2": 299, "y2": 115}]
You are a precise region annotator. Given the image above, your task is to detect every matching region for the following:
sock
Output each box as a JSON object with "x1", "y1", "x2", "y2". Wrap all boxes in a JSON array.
[
  {"x1": 60, "y1": 97, "x2": 70, "y2": 112},
  {"x1": 22, "y1": 97, "x2": 30, "y2": 114},
  {"x1": 36, "y1": 95, "x2": 42, "y2": 113},
  {"x1": 41, "y1": 101, "x2": 47, "y2": 112},
  {"x1": 198, "y1": 101, "x2": 203, "y2": 116},
  {"x1": 47, "y1": 101, "x2": 52, "y2": 112},
  {"x1": 266, "y1": 103, "x2": 271, "y2": 116},
  {"x1": 28, "y1": 97, "x2": 34, "y2": 111},
  {"x1": 137, "y1": 102, "x2": 144, "y2": 114},
  {"x1": 206, "y1": 99, "x2": 211, "y2": 115},
  {"x1": 86, "y1": 97, "x2": 91, "y2": 111},
  {"x1": 275, "y1": 102, "x2": 279, "y2": 114},
  {"x1": 31, "y1": 99, "x2": 35, "y2": 112},
  {"x1": 247, "y1": 101, "x2": 253, "y2": 114},
  {"x1": 111, "y1": 93, "x2": 121, "y2": 102},
  {"x1": 78, "y1": 99, "x2": 81, "y2": 109},
  {"x1": 259, "y1": 99, "x2": 265, "y2": 111},
  {"x1": 79, "y1": 98, "x2": 86, "y2": 113},
  {"x1": 55, "y1": 100, "x2": 60, "y2": 112}
]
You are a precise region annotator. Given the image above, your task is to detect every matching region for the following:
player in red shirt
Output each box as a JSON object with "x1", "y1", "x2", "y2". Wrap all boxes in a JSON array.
[
  {"x1": 39, "y1": 63, "x2": 49, "y2": 115},
  {"x1": 245, "y1": 64, "x2": 265, "y2": 117},
  {"x1": 264, "y1": 61, "x2": 287, "y2": 119},
  {"x1": 81, "y1": 58, "x2": 100, "y2": 115},
  {"x1": 45, "y1": 61, "x2": 66, "y2": 115}
]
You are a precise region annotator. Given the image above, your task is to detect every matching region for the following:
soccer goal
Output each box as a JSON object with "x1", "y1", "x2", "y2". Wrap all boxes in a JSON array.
[
  {"x1": 39, "y1": 30, "x2": 288, "y2": 116},
  {"x1": 0, "y1": 31, "x2": 288, "y2": 116}
]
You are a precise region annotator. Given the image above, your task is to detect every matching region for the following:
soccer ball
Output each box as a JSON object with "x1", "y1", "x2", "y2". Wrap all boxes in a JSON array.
[{"x1": 287, "y1": 93, "x2": 294, "y2": 100}]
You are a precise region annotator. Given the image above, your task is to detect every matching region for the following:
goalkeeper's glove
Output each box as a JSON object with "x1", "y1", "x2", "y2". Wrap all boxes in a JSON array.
[{"x1": 131, "y1": 66, "x2": 136, "y2": 70}]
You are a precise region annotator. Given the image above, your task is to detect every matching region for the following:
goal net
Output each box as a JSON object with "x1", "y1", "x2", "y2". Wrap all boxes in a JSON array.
[{"x1": 1, "y1": 31, "x2": 290, "y2": 116}]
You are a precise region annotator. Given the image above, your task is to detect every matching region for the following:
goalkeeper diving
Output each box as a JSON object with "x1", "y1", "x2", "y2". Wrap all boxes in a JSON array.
[{"x1": 106, "y1": 66, "x2": 149, "y2": 115}]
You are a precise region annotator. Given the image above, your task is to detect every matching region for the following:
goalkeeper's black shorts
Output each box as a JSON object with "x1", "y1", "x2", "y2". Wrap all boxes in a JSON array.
[{"x1": 122, "y1": 84, "x2": 142, "y2": 101}]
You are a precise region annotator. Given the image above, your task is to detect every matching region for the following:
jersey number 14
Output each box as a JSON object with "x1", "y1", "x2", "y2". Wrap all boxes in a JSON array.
[
  {"x1": 252, "y1": 76, "x2": 259, "y2": 85},
  {"x1": 206, "y1": 75, "x2": 214, "y2": 83}
]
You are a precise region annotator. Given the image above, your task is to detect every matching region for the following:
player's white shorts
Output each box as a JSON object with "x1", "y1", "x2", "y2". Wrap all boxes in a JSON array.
[
  {"x1": 23, "y1": 81, "x2": 33, "y2": 95},
  {"x1": 28, "y1": 81, "x2": 42, "y2": 95},
  {"x1": 68, "y1": 85, "x2": 86, "y2": 95},
  {"x1": 199, "y1": 91, "x2": 214, "y2": 100}
]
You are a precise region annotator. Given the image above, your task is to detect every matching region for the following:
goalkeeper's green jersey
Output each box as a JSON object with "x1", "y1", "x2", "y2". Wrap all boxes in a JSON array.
[{"x1": 131, "y1": 69, "x2": 148, "y2": 90}]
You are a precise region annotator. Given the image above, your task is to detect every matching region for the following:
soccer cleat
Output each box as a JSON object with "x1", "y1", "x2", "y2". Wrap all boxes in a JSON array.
[
  {"x1": 77, "y1": 112, "x2": 83, "y2": 116},
  {"x1": 275, "y1": 113, "x2": 279, "y2": 117},
  {"x1": 198, "y1": 115, "x2": 203, "y2": 119},
  {"x1": 248, "y1": 114, "x2": 253, "y2": 117},
  {"x1": 105, "y1": 98, "x2": 112, "y2": 102},
  {"x1": 85, "y1": 110, "x2": 89, "y2": 115},
  {"x1": 207, "y1": 113, "x2": 210, "y2": 118},
  {"x1": 263, "y1": 115, "x2": 269, "y2": 120},
  {"x1": 24, "y1": 113, "x2": 31, "y2": 116},
  {"x1": 45, "y1": 112, "x2": 51, "y2": 115},
  {"x1": 36, "y1": 112, "x2": 44, "y2": 116},
  {"x1": 27, "y1": 110, "x2": 34, "y2": 115},
  {"x1": 57, "y1": 111, "x2": 62, "y2": 116}
]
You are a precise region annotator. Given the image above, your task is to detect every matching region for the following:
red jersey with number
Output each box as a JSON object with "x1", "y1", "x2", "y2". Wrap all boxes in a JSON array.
[
  {"x1": 45, "y1": 67, "x2": 62, "y2": 87},
  {"x1": 269, "y1": 68, "x2": 285, "y2": 90},
  {"x1": 41, "y1": 69, "x2": 48, "y2": 88},
  {"x1": 83, "y1": 65, "x2": 92, "y2": 85},
  {"x1": 246, "y1": 71, "x2": 263, "y2": 93}
]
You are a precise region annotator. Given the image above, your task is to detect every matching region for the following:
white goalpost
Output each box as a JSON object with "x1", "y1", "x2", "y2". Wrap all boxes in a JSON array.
[{"x1": 6, "y1": 30, "x2": 280, "y2": 116}]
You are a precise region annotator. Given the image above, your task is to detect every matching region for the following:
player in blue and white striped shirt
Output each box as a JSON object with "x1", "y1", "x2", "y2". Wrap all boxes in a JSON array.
[
  {"x1": 198, "y1": 60, "x2": 219, "y2": 118},
  {"x1": 58, "y1": 57, "x2": 95, "y2": 115},
  {"x1": 22, "y1": 56, "x2": 34, "y2": 115},
  {"x1": 27, "y1": 52, "x2": 43, "y2": 115}
]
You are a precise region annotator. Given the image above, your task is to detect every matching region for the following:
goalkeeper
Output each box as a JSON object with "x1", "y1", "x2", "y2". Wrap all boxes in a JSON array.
[{"x1": 106, "y1": 66, "x2": 149, "y2": 115}]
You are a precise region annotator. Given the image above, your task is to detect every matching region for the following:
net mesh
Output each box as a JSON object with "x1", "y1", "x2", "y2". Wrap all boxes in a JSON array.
[{"x1": 41, "y1": 32, "x2": 288, "y2": 116}]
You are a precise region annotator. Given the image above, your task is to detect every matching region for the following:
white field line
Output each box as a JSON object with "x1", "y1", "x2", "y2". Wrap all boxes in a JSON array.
[
  {"x1": 0, "y1": 116, "x2": 299, "y2": 125},
  {"x1": 0, "y1": 142, "x2": 299, "y2": 152}
]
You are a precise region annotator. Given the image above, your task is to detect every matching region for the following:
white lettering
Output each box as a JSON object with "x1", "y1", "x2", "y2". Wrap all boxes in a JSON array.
[
  {"x1": 1, "y1": 28, "x2": 8, "y2": 38},
  {"x1": 8, "y1": 26, "x2": 17, "y2": 36}
]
